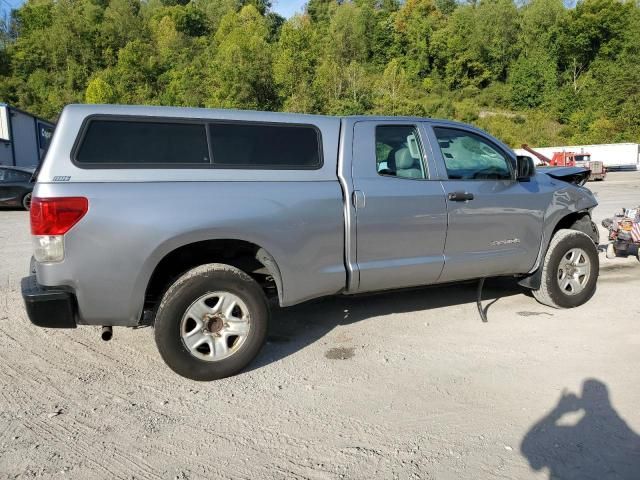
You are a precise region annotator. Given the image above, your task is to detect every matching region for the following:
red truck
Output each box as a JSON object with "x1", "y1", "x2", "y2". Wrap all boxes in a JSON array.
[{"x1": 522, "y1": 145, "x2": 606, "y2": 181}]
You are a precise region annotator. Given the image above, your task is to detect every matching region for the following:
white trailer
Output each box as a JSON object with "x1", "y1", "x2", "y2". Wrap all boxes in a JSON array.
[{"x1": 514, "y1": 143, "x2": 639, "y2": 171}]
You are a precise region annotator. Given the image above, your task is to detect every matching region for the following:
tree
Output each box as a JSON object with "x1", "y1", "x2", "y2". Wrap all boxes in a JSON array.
[
  {"x1": 557, "y1": 0, "x2": 634, "y2": 92},
  {"x1": 374, "y1": 58, "x2": 410, "y2": 115},
  {"x1": 100, "y1": 0, "x2": 144, "y2": 57},
  {"x1": 86, "y1": 76, "x2": 116, "y2": 103},
  {"x1": 393, "y1": 0, "x2": 442, "y2": 79},
  {"x1": 509, "y1": 48, "x2": 557, "y2": 108},
  {"x1": 274, "y1": 15, "x2": 317, "y2": 112},
  {"x1": 207, "y1": 5, "x2": 276, "y2": 110},
  {"x1": 474, "y1": 0, "x2": 519, "y2": 81},
  {"x1": 432, "y1": 5, "x2": 487, "y2": 88},
  {"x1": 327, "y1": 2, "x2": 367, "y2": 65},
  {"x1": 307, "y1": 0, "x2": 336, "y2": 24},
  {"x1": 519, "y1": 0, "x2": 565, "y2": 56}
]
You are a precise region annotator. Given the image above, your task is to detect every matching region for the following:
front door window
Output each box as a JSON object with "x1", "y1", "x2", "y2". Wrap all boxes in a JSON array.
[{"x1": 434, "y1": 127, "x2": 511, "y2": 180}]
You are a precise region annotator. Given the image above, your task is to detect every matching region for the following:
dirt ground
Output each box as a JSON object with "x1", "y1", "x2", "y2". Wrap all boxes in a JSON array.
[{"x1": 1, "y1": 172, "x2": 639, "y2": 480}]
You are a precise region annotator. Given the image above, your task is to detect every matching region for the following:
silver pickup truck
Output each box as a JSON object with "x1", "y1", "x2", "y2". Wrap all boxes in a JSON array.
[{"x1": 21, "y1": 105, "x2": 599, "y2": 381}]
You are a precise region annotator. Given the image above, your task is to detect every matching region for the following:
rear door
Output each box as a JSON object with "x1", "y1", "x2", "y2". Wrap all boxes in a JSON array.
[
  {"x1": 426, "y1": 124, "x2": 545, "y2": 281},
  {"x1": 351, "y1": 121, "x2": 447, "y2": 292}
]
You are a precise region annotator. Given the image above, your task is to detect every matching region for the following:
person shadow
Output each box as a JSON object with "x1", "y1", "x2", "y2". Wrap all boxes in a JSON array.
[{"x1": 521, "y1": 379, "x2": 640, "y2": 479}]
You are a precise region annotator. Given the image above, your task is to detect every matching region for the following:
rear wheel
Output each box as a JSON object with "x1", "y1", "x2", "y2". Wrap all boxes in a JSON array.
[
  {"x1": 154, "y1": 263, "x2": 269, "y2": 381},
  {"x1": 533, "y1": 229, "x2": 599, "y2": 308},
  {"x1": 22, "y1": 192, "x2": 32, "y2": 210}
]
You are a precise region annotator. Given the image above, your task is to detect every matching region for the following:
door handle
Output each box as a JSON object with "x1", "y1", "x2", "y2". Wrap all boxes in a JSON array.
[
  {"x1": 352, "y1": 190, "x2": 366, "y2": 209},
  {"x1": 448, "y1": 191, "x2": 474, "y2": 202}
]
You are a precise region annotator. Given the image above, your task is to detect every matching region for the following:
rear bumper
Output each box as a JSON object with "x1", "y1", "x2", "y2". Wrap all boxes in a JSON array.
[{"x1": 21, "y1": 275, "x2": 77, "y2": 328}]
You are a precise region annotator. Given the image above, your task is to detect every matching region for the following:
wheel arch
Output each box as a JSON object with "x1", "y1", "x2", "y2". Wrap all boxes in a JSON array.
[
  {"x1": 142, "y1": 238, "x2": 284, "y2": 324},
  {"x1": 519, "y1": 209, "x2": 597, "y2": 289},
  {"x1": 551, "y1": 210, "x2": 598, "y2": 242}
]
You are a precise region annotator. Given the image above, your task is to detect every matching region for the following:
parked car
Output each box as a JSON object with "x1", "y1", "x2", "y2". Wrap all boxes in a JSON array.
[
  {"x1": 22, "y1": 105, "x2": 600, "y2": 381},
  {"x1": 0, "y1": 165, "x2": 35, "y2": 210}
]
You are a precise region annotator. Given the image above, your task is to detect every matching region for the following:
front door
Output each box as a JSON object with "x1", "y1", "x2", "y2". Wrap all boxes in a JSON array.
[
  {"x1": 427, "y1": 125, "x2": 546, "y2": 281},
  {"x1": 351, "y1": 121, "x2": 447, "y2": 292}
]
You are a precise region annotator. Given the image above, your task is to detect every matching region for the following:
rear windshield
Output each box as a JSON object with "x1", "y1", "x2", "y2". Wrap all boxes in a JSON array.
[
  {"x1": 74, "y1": 118, "x2": 322, "y2": 169},
  {"x1": 75, "y1": 120, "x2": 210, "y2": 165}
]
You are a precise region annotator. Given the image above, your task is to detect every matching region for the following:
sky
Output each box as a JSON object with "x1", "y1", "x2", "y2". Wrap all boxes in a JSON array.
[{"x1": 272, "y1": 0, "x2": 307, "y2": 18}]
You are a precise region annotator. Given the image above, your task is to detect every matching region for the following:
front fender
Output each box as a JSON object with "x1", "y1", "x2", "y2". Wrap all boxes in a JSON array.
[{"x1": 528, "y1": 184, "x2": 598, "y2": 276}]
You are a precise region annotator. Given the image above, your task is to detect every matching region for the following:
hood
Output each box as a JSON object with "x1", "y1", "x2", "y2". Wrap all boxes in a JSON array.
[{"x1": 538, "y1": 166, "x2": 591, "y2": 186}]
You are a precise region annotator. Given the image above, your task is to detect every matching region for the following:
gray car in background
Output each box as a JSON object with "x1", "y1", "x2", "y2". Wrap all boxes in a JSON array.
[
  {"x1": 21, "y1": 104, "x2": 600, "y2": 381},
  {"x1": 0, "y1": 165, "x2": 35, "y2": 210}
]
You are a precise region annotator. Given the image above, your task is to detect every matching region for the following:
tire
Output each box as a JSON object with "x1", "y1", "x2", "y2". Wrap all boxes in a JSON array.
[
  {"x1": 532, "y1": 229, "x2": 599, "y2": 308},
  {"x1": 154, "y1": 263, "x2": 269, "y2": 381},
  {"x1": 22, "y1": 192, "x2": 32, "y2": 211}
]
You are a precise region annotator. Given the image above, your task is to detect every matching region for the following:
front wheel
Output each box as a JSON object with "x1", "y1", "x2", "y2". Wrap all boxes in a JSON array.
[
  {"x1": 154, "y1": 263, "x2": 269, "y2": 381},
  {"x1": 532, "y1": 229, "x2": 599, "y2": 308}
]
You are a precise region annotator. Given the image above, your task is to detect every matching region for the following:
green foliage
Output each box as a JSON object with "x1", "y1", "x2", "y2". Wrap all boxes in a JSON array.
[
  {"x1": 274, "y1": 15, "x2": 317, "y2": 112},
  {"x1": 85, "y1": 76, "x2": 115, "y2": 103},
  {"x1": 509, "y1": 48, "x2": 557, "y2": 108},
  {"x1": 393, "y1": 0, "x2": 441, "y2": 79},
  {"x1": 208, "y1": 5, "x2": 276, "y2": 110},
  {"x1": 0, "y1": 0, "x2": 638, "y2": 147},
  {"x1": 374, "y1": 58, "x2": 410, "y2": 115},
  {"x1": 327, "y1": 3, "x2": 367, "y2": 64}
]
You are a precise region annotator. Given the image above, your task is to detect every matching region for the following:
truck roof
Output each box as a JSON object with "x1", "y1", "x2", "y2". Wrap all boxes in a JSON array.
[
  {"x1": 63, "y1": 104, "x2": 472, "y2": 129},
  {"x1": 40, "y1": 104, "x2": 514, "y2": 184}
]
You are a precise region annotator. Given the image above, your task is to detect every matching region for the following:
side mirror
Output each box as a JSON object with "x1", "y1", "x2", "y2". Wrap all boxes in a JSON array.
[{"x1": 516, "y1": 155, "x2": 536, "y2": 181}]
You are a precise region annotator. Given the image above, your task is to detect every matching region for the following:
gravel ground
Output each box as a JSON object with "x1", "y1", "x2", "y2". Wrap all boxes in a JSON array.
[{"x1": 1, "y1": 172, "x2": 639, "y2": 480}]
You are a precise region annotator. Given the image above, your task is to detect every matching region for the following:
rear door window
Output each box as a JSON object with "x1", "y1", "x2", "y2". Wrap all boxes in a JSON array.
[
  {"x1": 75, "y1": 119, "x2": 209, "y2": 166},
  {"x1": 208, "y1": 123, "x2": 321, "y2": 169},
  {"x1": 375, "y1": 125, "x2": 428, "y2": 179}
]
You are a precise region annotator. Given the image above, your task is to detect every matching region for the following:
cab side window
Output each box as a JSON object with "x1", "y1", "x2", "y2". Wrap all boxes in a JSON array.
[
  {"x1": 376, "y1": 125, "x2": 428, "y2": 180},
  {"x1": 434, "y1": 127, "x2": 511, "y2": 180}
]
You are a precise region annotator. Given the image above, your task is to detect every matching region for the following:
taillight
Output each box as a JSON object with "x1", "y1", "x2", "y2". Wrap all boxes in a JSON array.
[
  {"x1": 31, "y1": 197, "x2": 88, "y2": 235},
  {"x1": 30, "y1": 197, "x2": 88, "y2": 263}
]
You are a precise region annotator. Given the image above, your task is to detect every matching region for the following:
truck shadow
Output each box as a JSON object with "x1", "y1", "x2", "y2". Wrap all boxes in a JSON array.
[
  {"x1": 249, "y1": 278, "x2": 524, "y2": 371},
  {"x1": 521, "y1": 379, "x2": 640, "y2": 479}
]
